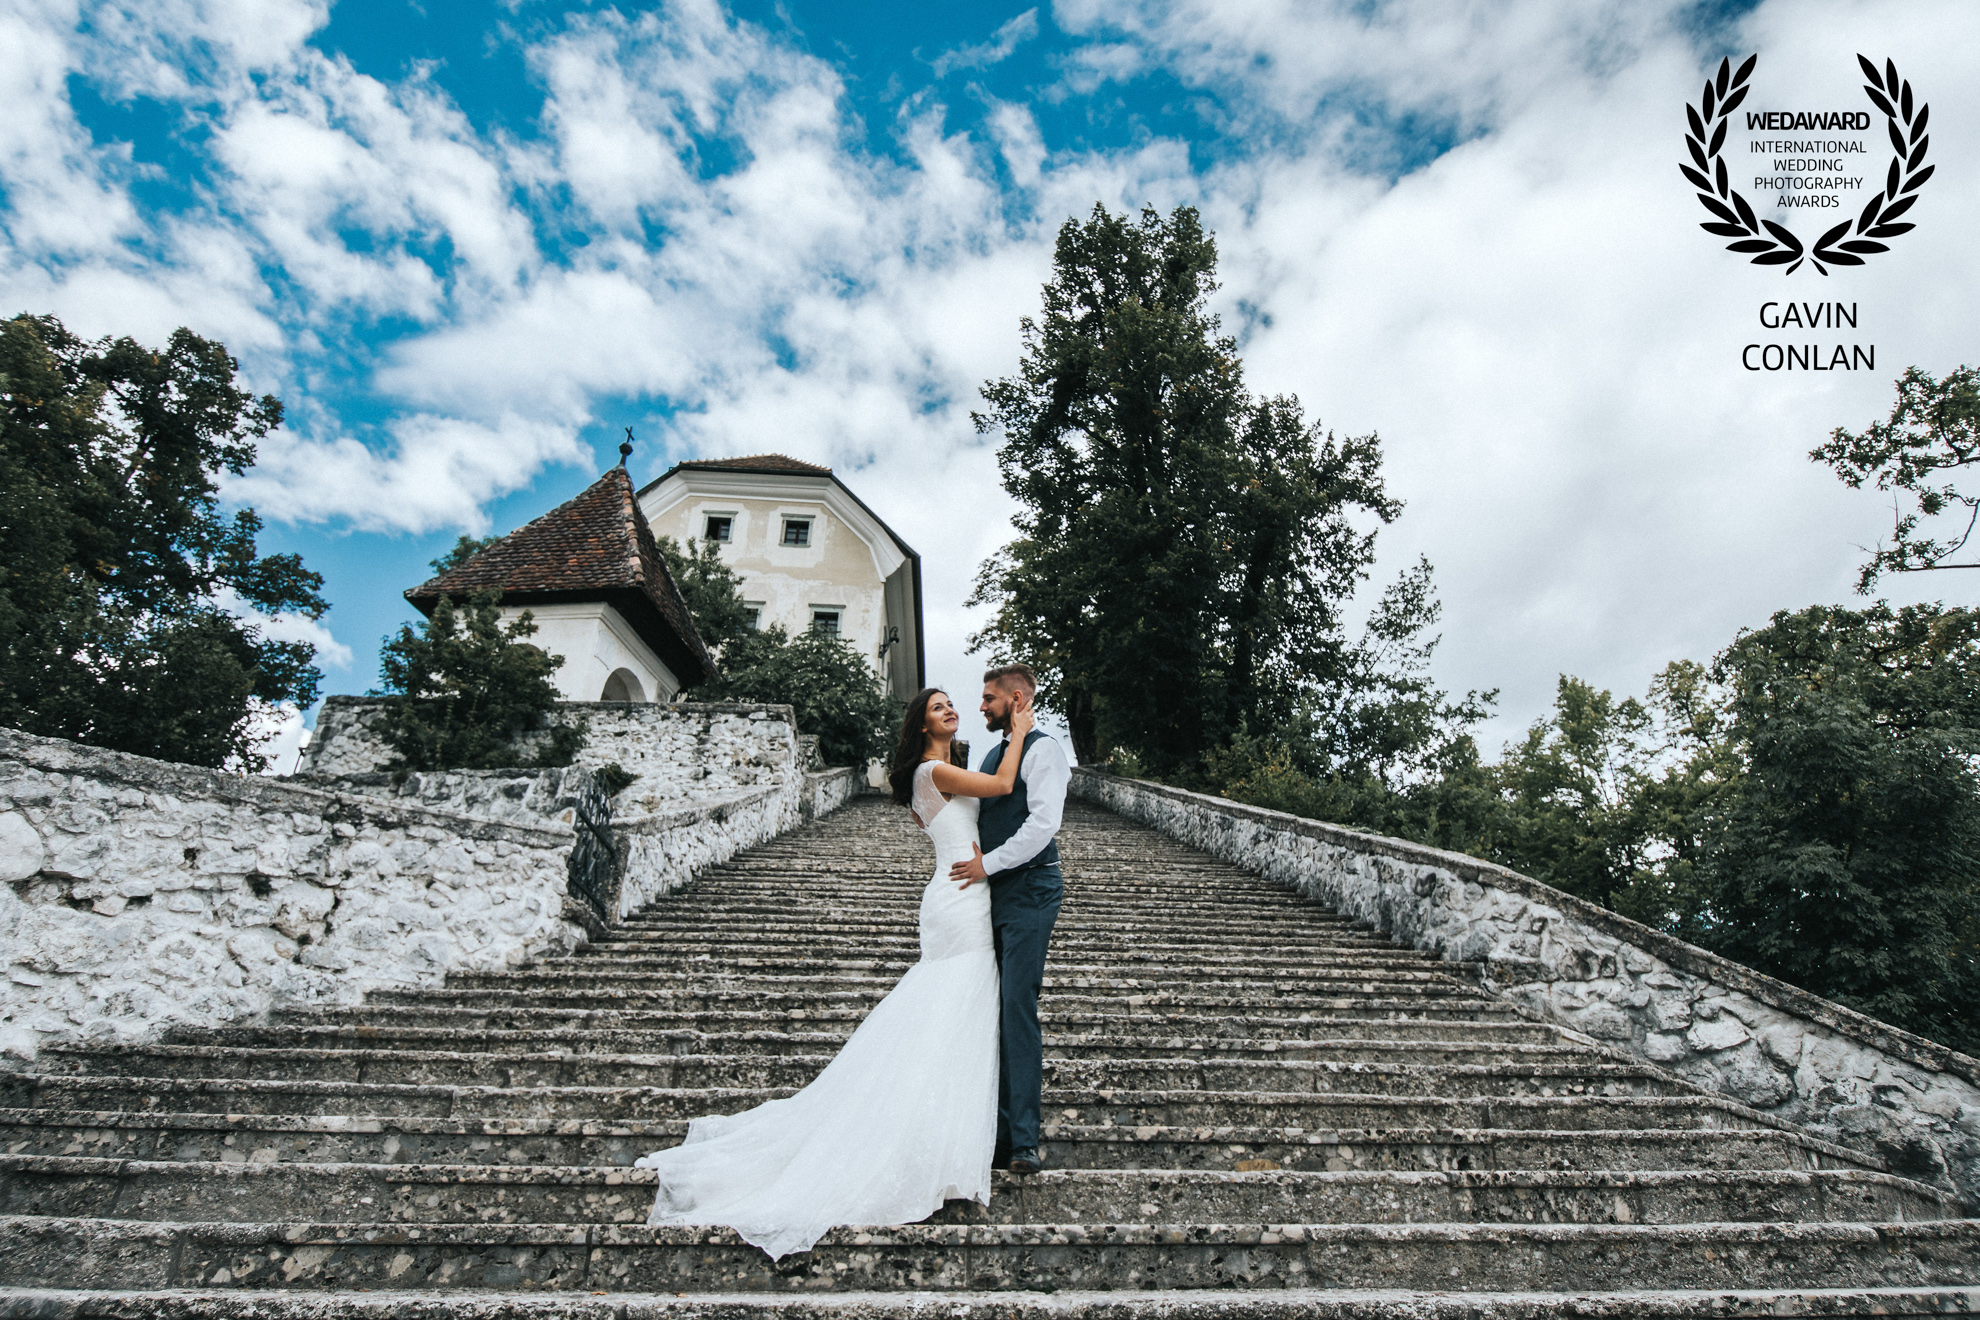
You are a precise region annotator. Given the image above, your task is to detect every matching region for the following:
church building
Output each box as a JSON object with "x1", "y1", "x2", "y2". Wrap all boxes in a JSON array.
[
  {"x1": 404, "y1": 460, "x2": 715, "y2": 704},
  {"x1": 638, "y1": 454, "x2": 925, "y2": 698}
]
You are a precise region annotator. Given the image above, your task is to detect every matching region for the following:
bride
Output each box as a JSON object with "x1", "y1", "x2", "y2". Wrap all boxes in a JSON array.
[{"x1": 634, "y1": 685, "x2": 1036, "y2": 1260}]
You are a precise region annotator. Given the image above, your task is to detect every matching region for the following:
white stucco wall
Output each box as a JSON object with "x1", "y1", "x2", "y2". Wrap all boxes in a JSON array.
[
  {"x1": 640, "y1": 470, "x2": 914, "y2": 692},
  {"x1": 503, "y1": 601, "x2": 679, "y2": 704}
]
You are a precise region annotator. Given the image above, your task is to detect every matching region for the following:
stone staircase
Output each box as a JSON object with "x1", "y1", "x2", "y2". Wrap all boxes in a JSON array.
[{"x1": 1, "y1": 797, "x2": 1975, "y2": 1314}]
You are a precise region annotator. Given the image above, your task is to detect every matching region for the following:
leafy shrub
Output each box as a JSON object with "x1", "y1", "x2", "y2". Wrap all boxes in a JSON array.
[
  {"x1": 656, "y1": 536, "x2": 899, "y2": 767},
  {"x1": 704, "y1": 625, "x2": 896, "y2": 767},
  {"x1": 591, "y1": 762, "x2": 637, "y2": 797},
  {"x1": 373, "y1": 589, "x2": 585, "y2": 772}
]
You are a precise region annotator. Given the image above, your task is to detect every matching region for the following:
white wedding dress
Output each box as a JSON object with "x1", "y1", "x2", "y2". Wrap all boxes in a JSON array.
[{"x1": 634, "y1": 761, "x2": 1001, "y2": 1259}]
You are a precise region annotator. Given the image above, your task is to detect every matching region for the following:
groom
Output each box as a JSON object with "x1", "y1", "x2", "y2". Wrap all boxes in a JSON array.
[{"x1": 950, "y1": 663, "x2": 1068, "y2": 1177}]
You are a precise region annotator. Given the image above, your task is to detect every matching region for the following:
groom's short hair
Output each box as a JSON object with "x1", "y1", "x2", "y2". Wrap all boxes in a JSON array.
[{"x1": 983, "y1": 663, "x2": 1037, "y2": 695}]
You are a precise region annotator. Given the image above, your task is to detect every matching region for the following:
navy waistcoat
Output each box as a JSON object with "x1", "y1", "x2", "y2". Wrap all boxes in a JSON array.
[{"x1": 977, "y1": 729, "x2": 1060, "y2": 873}]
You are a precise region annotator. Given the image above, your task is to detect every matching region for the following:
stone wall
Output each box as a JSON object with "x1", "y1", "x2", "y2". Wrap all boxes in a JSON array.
[
  {"x1": 1070, "y1": 767, "x2": 1980, "y2": 1210},
  {"x1": 0, "y1": 729, "x2": 586, "y2": 1063},
  {"x1": 804, "y1": 766, "x2": 861, "y2": 822},
  {"x1": 297, "y1": 697, "x2": 857, "y2": 923},
  {"x1": 299, "y1": 697, "x2": 805, "y2": 816},
  {"x1": 613, "y1": 769, "x2": 859, "y2": 918},
  {"x1": 293, "y1": 767, "x2": 593, "y2": 830},
  {"x1": 1, "y1": 718, "x2": 865, "y2": 1060}
]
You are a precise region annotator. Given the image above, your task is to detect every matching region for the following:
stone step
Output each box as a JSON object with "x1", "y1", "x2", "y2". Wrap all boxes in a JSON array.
[
  {"x1": 270, "y1": 1006, "x2": 1562, "y2": 1044},
  {"x1": 581, "y1": 933, "x2": 1430, "y2": 962},
  {"x1": 5, "y1": 1285, "x2": 1977, "y2": 1320},
  {"x1": 676, "y1": 880, "x2": 1320, "y2": 905},
  {"x1": 620, "y1": 899, "x2": 1359, "y2": 922},
  {"x1": 360, "y1": 986, "x2": 1526, "y2": 1020},
  {"x1": 695, "y1": 851, "x2": 1261, "y2": 866},
  {"x1": 2, "y1": 1110, "x2": 1885, "y2": 1177},
  {"x1": 667, "y1": 866, "x2": 1272, "y2": 881},
  {"x1": 2, "y1": 1105, "x2": 1889, "y2": 1176},
  {"x1": 583, "y1": 921, "x2": 1410, "y2": 947},
  {"x1": 31, "y1": 1047, "x2": 1676, "y2": 1099},
  {"x1": 574, "y1": 930, "x2": 1441, "y2": 961},
  {"x1": 702, "y1": 851, "x2": 1328, "y2": 867},
  {"x1": 369, "y1": 963, "x2": 1483, "y2": 997},
  {"x1": 473, "y1": 984, "x2": 1498, "y2": 1015},
  {"x1": 573, "y1": 943, "x2": 1443, "y2": 974},
  {"x1": 658, "y1": 893, "x2": 1355, "y2": 920},
  {"x1": 163, "y1": 1025, "x2": 1601, "y2": 1069},
  {"x1": 0, "y1": 1110, "x2": 683, "y2": 1169},
  {"x1": 444, "y1": 964, "x2": 1488, "y2": 996},
  {"x1": 1037, "y1": 1124, "x2": 1891, "y2": 1177},
  {"x1": 3, "y1": 1156, "x2": 1956, "y2": 1227},
  {"x1": 1046, "y1": 1091, "x2": 1794, "y2": 1135},
  {"x1": 4, "y1": 1215, "x2": 1975, "y2": 1292},
  {"x1": 620, "y1": 910, "x2": 1361, "y2": 934},
  {"x1": 0, "y1": 1075, "x2": 1754, "y2": 1128}
]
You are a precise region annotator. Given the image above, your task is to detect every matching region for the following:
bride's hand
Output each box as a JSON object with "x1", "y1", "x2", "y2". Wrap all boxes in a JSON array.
[{"x1": 1011, "y1": 701, "x2": 1036, "y2": 740}]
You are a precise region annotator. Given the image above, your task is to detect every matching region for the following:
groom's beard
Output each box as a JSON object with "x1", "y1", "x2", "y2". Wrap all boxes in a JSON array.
[{"x1": 986, "y1": 710, "x2": 1010, "y2": 734}]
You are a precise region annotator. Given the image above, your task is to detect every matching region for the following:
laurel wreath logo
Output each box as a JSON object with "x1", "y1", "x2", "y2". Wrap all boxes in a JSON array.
[{"x1": 1682, "y1": 53, "x2": 1933, "y2": 275}]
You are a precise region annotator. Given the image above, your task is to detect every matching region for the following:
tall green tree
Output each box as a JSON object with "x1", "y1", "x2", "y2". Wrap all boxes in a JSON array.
[
  {"x1": 969, "y1": 204, "x2": 1400, "y2": 771},
  {"x1": 1486, "y1": 677, "x2": 1655, "y2": 910},
  {"x1": 372, "y1": 590, "x2": 584, "y2": 771},
  {"x1": 1697, "y1": 603, "x2": 1980, "y2": 1053},
  {"x1": 0, "y1": 312, "x2": 324, "y2": 770},
  {"x1": 657, "y1": 536, "x2": 755, "y2": 653},
  {"x1": 1286, "y1": 556, "x2": 1495, "y2": 786},
  {"x1": 1812, "y1": 364, "x2": 1980, "y2": 590}
]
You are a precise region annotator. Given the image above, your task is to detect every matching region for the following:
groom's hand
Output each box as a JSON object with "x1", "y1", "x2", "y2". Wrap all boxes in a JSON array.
[{"x1": 951, "y1": 844, "x2": 988, "y2": 888}]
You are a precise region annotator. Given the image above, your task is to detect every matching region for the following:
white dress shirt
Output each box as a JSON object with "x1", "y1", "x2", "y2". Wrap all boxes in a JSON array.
[{"x1": 979, "y1": 733, "x2": 1070, "y2": 877}]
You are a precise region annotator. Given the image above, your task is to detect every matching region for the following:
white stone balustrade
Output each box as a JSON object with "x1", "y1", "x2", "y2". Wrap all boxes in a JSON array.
[
  {"x1": 1071, "y1": 766, "x2": 1980, "y2": 1210},
  {"x1": 0, "y1": 728, "x2": 585, "y2": 1062}
]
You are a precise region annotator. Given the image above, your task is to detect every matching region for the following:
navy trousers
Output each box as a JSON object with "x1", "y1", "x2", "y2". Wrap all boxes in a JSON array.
[{"x1": 988, "y1": 862, "x2": 1063, "y2": 1155}]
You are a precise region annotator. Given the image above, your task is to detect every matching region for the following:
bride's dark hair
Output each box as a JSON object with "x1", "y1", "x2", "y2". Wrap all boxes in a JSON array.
[{"x1": 888, "y1": 687, "x2": 965, "y2": 806}]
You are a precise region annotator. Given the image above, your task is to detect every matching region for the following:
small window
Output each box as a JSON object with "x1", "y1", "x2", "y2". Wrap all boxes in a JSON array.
[
  {"x1": 781, "y1": 518, "x2": 811, "y2": 547},
  {"x1": 810, "y1": 610, "x2": 841, "y2": 636},
  {"x1": 743, "y1": 602, "x2": 764, "y2": 631},
  {"x1": 704, "y1": 515, "x2": 733, "y2": 543}
]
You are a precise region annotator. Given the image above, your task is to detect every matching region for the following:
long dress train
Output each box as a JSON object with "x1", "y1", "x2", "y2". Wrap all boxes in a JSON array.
[{"x1": 634, "y1": 762, "x2": 1000, "y2": 1260}]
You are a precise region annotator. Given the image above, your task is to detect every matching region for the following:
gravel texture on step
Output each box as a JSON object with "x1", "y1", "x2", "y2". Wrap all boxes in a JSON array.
[
  {"x1": 4, "y1": 1215, "x2": 1978, "y2": 1292},
  {"x1": 0, "y1": 1114, "x2": 1888, "y2": 1175},
  {"x1": 2, "y1": 1286, "x2": 1978, "y2": 1319},
  {"x1": 1, "y1": 1158, "x2": 1958, "y2": 1227}
]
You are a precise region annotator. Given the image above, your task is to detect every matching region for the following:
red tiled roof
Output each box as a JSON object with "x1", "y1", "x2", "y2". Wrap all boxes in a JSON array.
[
  {"x1": 405, "y1": 466, "x2": 716, "y2": 686},
  {"x1": 661, "y1": 453, "x2": 831, "y2": 478}
]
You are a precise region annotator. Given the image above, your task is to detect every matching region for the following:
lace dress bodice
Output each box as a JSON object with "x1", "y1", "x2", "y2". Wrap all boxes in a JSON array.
[{"x1": 911, "y1": 760, "x2": 992, "y2": 963}]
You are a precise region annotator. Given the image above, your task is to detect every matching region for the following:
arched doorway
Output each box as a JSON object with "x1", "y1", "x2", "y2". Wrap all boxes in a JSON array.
[{"x1": 600, "y1": 668, "x2": 646, "y2": 703}]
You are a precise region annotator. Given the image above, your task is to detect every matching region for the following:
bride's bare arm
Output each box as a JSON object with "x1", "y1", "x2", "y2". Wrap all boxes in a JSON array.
[{"x1": 927, "y1": 704, "x2": 1035, "y2": 799}]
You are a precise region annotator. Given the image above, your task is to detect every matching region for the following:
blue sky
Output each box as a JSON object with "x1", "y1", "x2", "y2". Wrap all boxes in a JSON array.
[{"x1": 9, "y1": 0, "x2": 1978, "y2": 762}]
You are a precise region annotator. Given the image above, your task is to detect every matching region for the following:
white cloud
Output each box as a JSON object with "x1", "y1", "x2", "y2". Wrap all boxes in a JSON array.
[
  {"x1": 1110, "y1": 0, "x2": 1980, "y2": 747},
  {"x1": 227, "y1": 412, "x2": 587, "y2": 534},
  {"x1": 209, "y1": 586, "x2": 354, "y2": 669},
  {"x1": 248, "y1": 702, "x2": 310, "y2": 776},
  {"x1": 931, "y1": 10, "x2": 1039, "y2": 79},
  {"x1": 0, "y1": 0, "x2": 142, "y2": 258},
  {"x1": 5, "y1": 0, "x2": 1976, "y2": 753}
]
